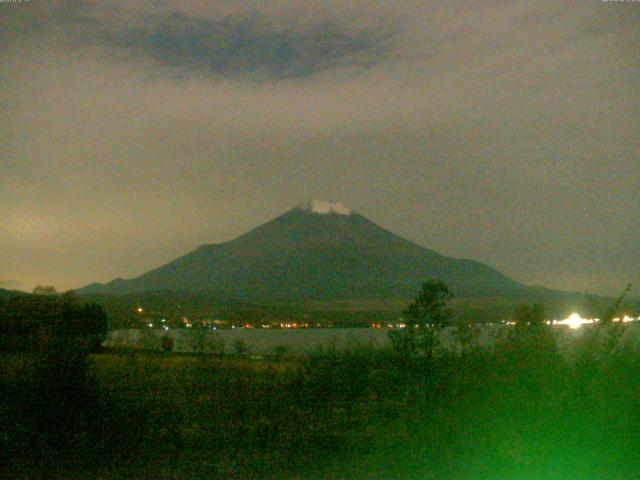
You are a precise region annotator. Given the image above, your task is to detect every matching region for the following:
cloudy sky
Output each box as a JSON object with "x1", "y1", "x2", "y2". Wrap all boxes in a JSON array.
[{"x1": 1, "y1": 0, "x2": 638, "y2": 295}]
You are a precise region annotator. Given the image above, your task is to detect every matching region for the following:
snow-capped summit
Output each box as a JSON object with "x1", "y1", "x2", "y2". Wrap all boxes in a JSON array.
[{"x1": 298, "y1": 199, "x2": 352, "y2": 215}]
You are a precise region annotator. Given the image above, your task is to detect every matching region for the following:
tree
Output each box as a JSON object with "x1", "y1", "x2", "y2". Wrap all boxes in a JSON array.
[
  {"x1": 391, "y1": 281, "x2": 453, "y2": 358},
  {"x1": 32, "y1": 284, "x2": 57, "y2": 295},
  {"x1": 578, "y1": 283, "x2": 634, "y2": 362},
  {"x1": 599, "y1": 283, "x2": 633, "y2": 325},
  {"x1": 511, "y1": 303, "x2": 545, "y2": 330},
  {"x1": 190, "y1": 325, "x2": 209, "y2": 353},
  {"x1": 457, "y1": 318, "x2": 481, "y2": 356},
  {"x1": 0, "y1": 293, "x2": 107, "y2": 353},
  {"x1": 81, "y1": 301, "x2": 108, "y2": 352}
]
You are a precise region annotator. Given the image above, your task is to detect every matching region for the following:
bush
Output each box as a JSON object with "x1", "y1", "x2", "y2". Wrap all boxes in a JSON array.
[{"x1": 0, "y1": 293, "x2": 107, "y2": 353}]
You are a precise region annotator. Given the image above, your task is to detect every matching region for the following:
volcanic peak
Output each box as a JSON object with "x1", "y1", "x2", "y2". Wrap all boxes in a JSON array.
[{"x1": 297, "y1": 199, "x2": 352, "y2": 215}]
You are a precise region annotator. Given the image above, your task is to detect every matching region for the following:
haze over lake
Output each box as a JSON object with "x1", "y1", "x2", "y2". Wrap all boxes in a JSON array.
[{"x1": 106, "y1": 322, "x2": 640, "y2": 357}]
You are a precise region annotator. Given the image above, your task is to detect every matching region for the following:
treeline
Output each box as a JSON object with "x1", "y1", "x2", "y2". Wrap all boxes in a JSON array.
[
  {"x1": 82, "y1": 291, "x2": 405, "y2": 330},
  {"x1": 82, "y1": 290, "x2": 638, "y2": 331},
  {"x1": 0, "y1": 293, "x2": 107, "y2": 352}
]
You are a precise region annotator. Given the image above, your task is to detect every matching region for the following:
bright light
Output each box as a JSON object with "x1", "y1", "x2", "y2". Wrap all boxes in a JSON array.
[
  {"x1": 613, "y1": 315, "x2": 635, "y2": 323},
  {"x1": 566, "y1": 313, "x2": 583, "y2": 329},
  {"x1": 557, "y1": 313, "x2": 594, "y2": 329},
  {"x1": 137, "y1": 307, "x2": 143, "y2": 313}
]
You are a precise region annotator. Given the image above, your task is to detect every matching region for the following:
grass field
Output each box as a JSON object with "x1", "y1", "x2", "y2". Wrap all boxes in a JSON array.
[{"x1": 2, "y1": 325, "x2": 640, "y2": 479}]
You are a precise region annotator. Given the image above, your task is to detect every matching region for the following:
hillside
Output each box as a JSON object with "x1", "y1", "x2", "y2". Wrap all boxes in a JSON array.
[{"x1": 79, "y1": 201, "x2": 526, "y2": 301}]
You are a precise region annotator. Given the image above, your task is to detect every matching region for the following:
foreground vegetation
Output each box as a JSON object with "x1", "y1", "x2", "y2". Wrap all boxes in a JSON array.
[
  {"x1": 1, "y1": 285, "x2": 639, "y2": 479},
  {"x1": 2, "y1": 323, "x2": 640, "y2": 479}
]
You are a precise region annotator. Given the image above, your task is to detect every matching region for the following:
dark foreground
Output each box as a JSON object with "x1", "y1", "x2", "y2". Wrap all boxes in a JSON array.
[{"x1": 1, "y1": 329, "x2": 639, "y2": 480}]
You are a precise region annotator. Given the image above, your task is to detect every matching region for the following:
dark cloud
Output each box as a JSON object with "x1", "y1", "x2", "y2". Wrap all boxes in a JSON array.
[
  {"x1": 118, "y1": 14, "x2": 390, "y2": 79},
  {"x1": 15, "y1": 2, "x2": 393, "y2": 79}
]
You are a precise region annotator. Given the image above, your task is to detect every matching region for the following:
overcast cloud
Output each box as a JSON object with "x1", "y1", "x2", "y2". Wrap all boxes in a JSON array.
[{"x1": 1, "y1": 0, "x2": 638, "y2": 295}]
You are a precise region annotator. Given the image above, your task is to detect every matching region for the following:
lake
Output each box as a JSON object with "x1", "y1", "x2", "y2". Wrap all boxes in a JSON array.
[{"x1": 104, "y1": 323, "x2": 640, "y2": 356}]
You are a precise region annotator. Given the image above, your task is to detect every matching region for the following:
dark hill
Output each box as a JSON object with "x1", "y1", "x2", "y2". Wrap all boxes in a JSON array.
[
  {"x1": 79, "y1": 201, "x2": 526, "y2": 300},
  {"x1": 0, "y1": 288, "x2": 23, "y2": 300}
]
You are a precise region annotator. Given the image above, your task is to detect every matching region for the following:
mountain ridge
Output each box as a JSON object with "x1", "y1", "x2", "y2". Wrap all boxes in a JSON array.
[{"x1": 78, "y1": 202, "x2": 526, "y2": 300}]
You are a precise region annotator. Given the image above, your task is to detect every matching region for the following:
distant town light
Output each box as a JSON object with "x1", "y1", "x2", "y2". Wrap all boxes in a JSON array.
[
  {"x1": 137, "y1": 307, "x2": 143, "y2": 313},
  {"x1": 557, "y1": 313, "x2": 595, "y2": 329},
  {"x1": 612, "y1": 315, "x2": 636, "y2": 323}
]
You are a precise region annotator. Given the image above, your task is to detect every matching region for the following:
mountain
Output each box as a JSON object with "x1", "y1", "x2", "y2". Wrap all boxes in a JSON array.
[{"x1": 78, "y1": 200, "x2": 527, "y2": 300}]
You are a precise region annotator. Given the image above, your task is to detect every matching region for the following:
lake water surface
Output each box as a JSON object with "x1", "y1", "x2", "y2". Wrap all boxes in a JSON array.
[{"x1": 104, "y1": 323, "x2": 640, "y2": 357}]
